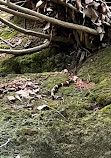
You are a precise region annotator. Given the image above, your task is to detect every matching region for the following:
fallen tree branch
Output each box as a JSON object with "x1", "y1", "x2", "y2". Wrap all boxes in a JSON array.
[
  {"x1": 0, "y1": 0, "x2": 98, "y2": 35},
  {"x1": 0, "y1": 5, "x2": 42, "y2": 22},
  {"x1": 0, "y1": 40, "x2": 50, "y2": 55},
  {"x1": 0, "y1": 16, "x2": 49, "y2": 39},
  {"x1": 0, "y1": 16, "x2": 73, "y2": 44}
]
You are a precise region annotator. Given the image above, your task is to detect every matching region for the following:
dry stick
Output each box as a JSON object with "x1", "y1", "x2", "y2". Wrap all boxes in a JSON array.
[
  {"x1": 0, "y1": 5, "x2": 41, "y2": 22},
  {"x1": 15, "y1": 1, "x2": 26, "y2": 5},
  {"x1": 0, "y1": 0, "x2": 98, "y2": 35},
  {"x1": 0, "y1": 37, "x2": 14, "y2": 47},
  {"x1": 0, "y1": 16, "x2": 49, "y2": 39},
  {"x1": 0, "y1": 13, "x2": 73, "y2": 44},
  {"x1": 0, "y1": 40, "x2": 50, "y2": 55},
  {"x1": 0, "y1": 138, "x2": 11, "y2": 148}
]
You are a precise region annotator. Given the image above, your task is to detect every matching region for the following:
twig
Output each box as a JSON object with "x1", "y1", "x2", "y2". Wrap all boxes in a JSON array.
[
  {"x1": 0, "y1": 37, "x2": 14, "y2": 48},
  {"x1": 0, "y1": 138, "x2": 11, "y2": 148},
  {"x1": 15, "y1": 1, "x2": 26, "y2": 5}
]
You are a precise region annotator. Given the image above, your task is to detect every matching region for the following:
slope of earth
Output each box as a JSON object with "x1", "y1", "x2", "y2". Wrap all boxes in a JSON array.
[{"x1": 0, "y1": 47, "x2": 111, "y2": 158}]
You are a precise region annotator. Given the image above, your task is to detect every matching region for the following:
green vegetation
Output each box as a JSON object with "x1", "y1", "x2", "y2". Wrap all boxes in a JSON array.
[
  {"x1": 0, "y1": 12, "x2": 111, "y2": 158},
  {"x1": 1, "y1": 28, "x2": 19, "y2": 39},
  {"x1": 0, "y1": 44, "x2": 10, "y2": 49},
  {"x1": 0, "y1": 48, "x2": 75, "y2": 73},
  {"x1": 0, "y1": 47, "x2": 111, "y2": 157}
]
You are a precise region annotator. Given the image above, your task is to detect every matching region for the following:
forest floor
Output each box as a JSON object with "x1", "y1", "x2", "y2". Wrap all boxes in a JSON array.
[{"x1": 0, "y1": 13, "x2": 111, "y2": 158}]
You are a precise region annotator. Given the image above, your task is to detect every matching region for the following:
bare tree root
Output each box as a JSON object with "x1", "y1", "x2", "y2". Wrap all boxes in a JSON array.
[
  {"x1": 0, "y1": 0, "x2": 98, "y2": 35},
  {"x1": 0, "y1": 40, "x2": 50, "y2": 55}
]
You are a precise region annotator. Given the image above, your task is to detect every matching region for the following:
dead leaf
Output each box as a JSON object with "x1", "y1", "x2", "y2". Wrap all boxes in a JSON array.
[
  {"x1": 24, "y1": 40, "x2": 32, "y2": 48},
  {"x1": 85, "y1": 0, "x2": 93, "y2": 5},
  {"x1": 36, "y1": 95, "x2": 42, "y2": 99},
  {"x1": 83, "y1": 7, "x2": 98, "y2": 22},
  {"x1": 97, "y1": 26, "x2": 103, "y2": 33},
  {"x1": 36, "y1": 0, "x2": 44, "y2": 9},
  {"x1": 15, "y1": 94, "x2": 22, "y2": 101},
  {"x1": 12, "y1": 38, "x2": 22, "y2": 48},
  {"x1": 100, "y1": 33, "x2": 104, "y2": 41},
  {"x1": 47, "y1": 8, "x2": 53, "y2": 12},
  {"x1": 43, "y1": 22, "x2": 50, "y2": 31},
  {"x1": 16, "y1": 90, "x2": 30, "y2": 99},
  {"x1": 7, "y1": 96, "x2": 16, "y2": 102},
  {"x1": 34, "y1": 88, "x2": 40, "y2": 93},
  {"x1": 76, "y1": 0, "x2": 82, "y2": 10}
]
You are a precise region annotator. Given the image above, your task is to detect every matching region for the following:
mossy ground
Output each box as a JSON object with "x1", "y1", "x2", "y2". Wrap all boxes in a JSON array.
[
  {"x1": 0, "y1": 47, "x2": 75, "y2": 74},
  {"x1": 0, "y1": 48, "x2": 111, "y2": 158},
  {"x1": 0, "y1": 13, "x2": 111, "y2": 158}
]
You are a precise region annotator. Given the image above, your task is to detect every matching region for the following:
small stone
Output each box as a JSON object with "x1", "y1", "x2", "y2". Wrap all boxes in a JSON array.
[{"x1": 37, "y1": 105, "x2": 49, "y2": 110}]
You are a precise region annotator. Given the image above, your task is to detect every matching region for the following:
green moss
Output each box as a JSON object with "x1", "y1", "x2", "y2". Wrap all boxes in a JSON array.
[
  {"x1": 11, "y1": 16, "x2": 24, "y2": 26},
  {"x1": 0, "y1": 47, "x2": 76, "y2": 73},
  {"x1": 0, "y1": 44, "x2": 10, "y2": 49},
  {"x1": 96, "y1": 95, "x2": 107, "y2": 107},
  {"x1": 1, "y1": 15, "x2": 111, "y2": 157},
  {"x1": 78, "y1": 47, "x2": 111, "y2": 80},
  {"x1": 101, "y1": 104, "x2": 111, "y2": 113},
  {"x1": 1, "y1": 28, "x2": 19, "y2": 39},
  {"x1": 0, "y1": 58, "x2": 21, "y2": 73}
]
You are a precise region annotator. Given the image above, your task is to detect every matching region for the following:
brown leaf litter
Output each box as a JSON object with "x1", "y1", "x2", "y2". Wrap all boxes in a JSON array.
[{"x1": 0, "y1": 77, "x2": 42, "y2": 103}]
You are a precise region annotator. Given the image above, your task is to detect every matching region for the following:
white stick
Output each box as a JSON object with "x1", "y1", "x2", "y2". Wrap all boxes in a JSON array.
[{"x1": 0, "y1": 138, "x2": 11, "y2": 148}]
